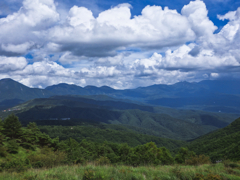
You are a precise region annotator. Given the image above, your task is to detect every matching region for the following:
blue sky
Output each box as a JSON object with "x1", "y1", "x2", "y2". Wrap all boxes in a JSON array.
[{"x1": 0, "y1": 0, "x2": 240, "y2": 89}]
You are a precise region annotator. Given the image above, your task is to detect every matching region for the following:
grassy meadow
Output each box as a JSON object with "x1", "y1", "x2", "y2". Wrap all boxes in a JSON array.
[{"x1": 1, "y1": 162, "x2": 240, "y2": 180}]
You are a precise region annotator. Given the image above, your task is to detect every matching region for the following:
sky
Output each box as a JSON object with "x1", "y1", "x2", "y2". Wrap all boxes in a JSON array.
[{"x1": 0, "y1": 0, "x2": 240, "y2": 89}]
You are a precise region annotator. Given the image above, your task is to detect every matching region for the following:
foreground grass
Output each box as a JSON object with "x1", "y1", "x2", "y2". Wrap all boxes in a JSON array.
[{"x1": 1, "y1": 163, "x2": 240, "y2": 180}]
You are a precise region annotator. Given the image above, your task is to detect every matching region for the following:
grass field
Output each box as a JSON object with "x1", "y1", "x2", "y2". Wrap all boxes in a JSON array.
[{"x1": 1, "y1": 162, "x2": 240, "y2": 180}]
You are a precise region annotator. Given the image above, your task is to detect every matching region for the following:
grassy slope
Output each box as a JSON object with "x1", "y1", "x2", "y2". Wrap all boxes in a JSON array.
[
  {"x1": 1, "y1": 163, "x2": 240, "y2": 180},
  {"x1": 188, "y1": 117, "x2": 240, "y2": 161}
]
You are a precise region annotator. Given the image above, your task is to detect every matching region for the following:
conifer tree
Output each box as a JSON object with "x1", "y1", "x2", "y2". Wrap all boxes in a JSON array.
[{"x1": 3, "y1": 114, "x2": 22, "y2": 139}]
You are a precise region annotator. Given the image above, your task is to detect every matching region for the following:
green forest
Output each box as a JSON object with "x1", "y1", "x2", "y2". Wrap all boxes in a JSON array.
[{"x1": 1, "y1": 114, "x2": 240, "y2": 179}]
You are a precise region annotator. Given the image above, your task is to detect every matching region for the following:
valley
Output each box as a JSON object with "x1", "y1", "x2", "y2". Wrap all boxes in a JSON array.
[{"x1": 0, "y1": 78, "x2": 240, "y2": 179}]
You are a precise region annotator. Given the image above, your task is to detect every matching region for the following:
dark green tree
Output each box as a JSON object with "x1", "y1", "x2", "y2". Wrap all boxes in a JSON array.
[
  {"x1": 20, "y1": 123, "x2": 40, "y2": 150},
  {"x1": 175, "y1": 147, "x2": 195, "y2": 164},
  {"x1": 0, "y1": 119, "x2": 7, "y2": 157},
  {"x1": 3, "y1": 114, "x2": 22, "y2": 139},
  {"x1": 0, "y1": 119, "x2": 4, "y2": 144}
]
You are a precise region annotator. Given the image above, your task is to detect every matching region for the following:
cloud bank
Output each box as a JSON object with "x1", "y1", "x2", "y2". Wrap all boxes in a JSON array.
[{"x1": 0, "y1": 0, "x2": 239, "y2": 89}]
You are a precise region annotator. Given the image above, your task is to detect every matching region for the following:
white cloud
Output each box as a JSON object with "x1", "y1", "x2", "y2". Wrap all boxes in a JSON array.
[
  {"x1": 68, "y1": 6, "x2": 94, "y2": 29},
  {"x1": 0, "y1": 0, "x2": 59, "y2": 54},
  {"x1": 59, "y1": 51, "x2": 81, "y2": 64},
  {"x1": 0, "y1": 0, "x2": 220, "y2": 58},
  {"x1": 44, "y1": 2, "x2": 197, "y2": 57},
  {"x1": 18, "y1": 60, "x2": 74, "y2": 77},
  {"x1": 0, "y1": 56, "x2": 27, "y2": 72},
  {"x1": 181, "y1": 0, "x2": 217, "y2": 39},
  {"x1": 0, "y1": 0, "x2": 240, "y2": 89},
  {"x1": 1, "y1": 42, "x2": 34, "y2": 54},
  {"x1": 218, "y1": 11, "x2": 236, "y2": 21},
  {"x1": 211, "y1": 73, "x2": 219, "y2": 78}
]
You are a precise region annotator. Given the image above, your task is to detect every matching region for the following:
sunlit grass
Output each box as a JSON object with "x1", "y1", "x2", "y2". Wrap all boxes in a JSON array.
[{"x1": 1, "y1": 162, "x2": 240, "y2": 180}]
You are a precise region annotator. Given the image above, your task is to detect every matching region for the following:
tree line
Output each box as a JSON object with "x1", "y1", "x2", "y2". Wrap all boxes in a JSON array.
[{"x1": 0, "y1": 114, "x2": 210, "y2": 172}]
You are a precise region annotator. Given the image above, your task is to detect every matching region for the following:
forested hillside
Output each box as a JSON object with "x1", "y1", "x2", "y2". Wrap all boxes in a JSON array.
[
  {"x1": 1, "y1": 95, "x2": 237, "y2": 141},
  {"x1": 0, "y1": 114, "x2": 196, "y2": 172},
  {"x1": 188, "y1": 117, "x2": 240, "y2": 161}
]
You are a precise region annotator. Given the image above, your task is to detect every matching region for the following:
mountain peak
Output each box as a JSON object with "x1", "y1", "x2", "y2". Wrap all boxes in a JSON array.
[
  {"x1": 0, "y1": 78, "x2": 28, "y2": 88},
  {"x1": 0, "y1": 78, "x2": 18, "y2": 83},
  {"x1": 100, "y1": 86, "x2": 114, "y2": 90}
]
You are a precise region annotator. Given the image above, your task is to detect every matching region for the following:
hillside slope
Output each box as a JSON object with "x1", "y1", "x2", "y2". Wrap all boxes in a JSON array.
[
  {"x1": 0, "y1": 78, "x2": 52, "y2": 109},
  {"x1": 188, "y1": 117, "x2": 240, "y2": 161},
  {"x1": 4, "y1": 95, "x2": 237, "y2": 141}
]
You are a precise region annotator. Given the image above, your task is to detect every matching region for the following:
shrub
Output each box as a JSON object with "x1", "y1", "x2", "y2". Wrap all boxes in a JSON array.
[
  {"x1": 193, "y1": 173, "x2": 204, "y2": 180},
  {"x1": 0, "y1": 158, "x2": 29, "y2": 172},
  {"x1": 95, "y1": 156, "x2": 110, "y2": 166},
  {"x1": 22, "y1": 174, "x2": 38, "y2": 180},
  {"x1": 5, "y1": 139, "x2": 19, "y2": 154},
  {"x1": 171, "y1": 166, "x2": 183, "y2": 179},
  {"x1": 82, "y1": 168, "x2": 105, "y2": 180},
  {"x1": 32, "y1": 161, "x2": 44, "y2": 168},
  {"x1": 76, "y1": 157, "x2": 87, "y2": 165},
  {"x1": 175, "y1": 147, "x2": 195, "y2": 164},
  {"x1": 0, "y1": 146, "x2": 7, "y2": 157},
  {"x1": 28, "y1": 147, "x2": 66, "y2": 168},
  {"x1": 185, "y1": 155, "x2": 211, "y2": 166},
  {"x1": 205, "y1": 174, "x2": 223, "y2": 180},
  {"x1": 228, "y1": 163, "x2": 239, "y2": 168}
]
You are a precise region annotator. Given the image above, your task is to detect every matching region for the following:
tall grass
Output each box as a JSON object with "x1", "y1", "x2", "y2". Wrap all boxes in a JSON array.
[{"x1": 1, "y1": 162, "x2": 240, "y2": 180}]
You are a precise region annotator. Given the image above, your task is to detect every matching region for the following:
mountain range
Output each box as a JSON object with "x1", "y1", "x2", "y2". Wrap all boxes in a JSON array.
[
  {"x1": 0, "y1": 78, "x2": 239, "y2": 141},
  {"x1": 1, "y1": 78, "x2": 240, "y2": 113}
]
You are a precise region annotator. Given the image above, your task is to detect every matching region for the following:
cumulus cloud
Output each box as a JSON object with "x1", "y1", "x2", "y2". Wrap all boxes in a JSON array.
[
  {"x1": 0, "y1": 0, "x2": 220, "y2": 58},
  {"x1": 0, "y1": 0, "x2": 59, "y2": 55},
  {"x1": 211, "y1": 7, "x2": 240, "y2": 63},
  {"x1": 182, "y1": 0, "x2": 217, "y2": 39},
  {"x1": 48, "y1": 3, "x2": 196, "y2": 57},
  {"x1": 217, "y1": 10, "x2": 237, "y2": 21},
  {"x1": 0, "y1": 56, "x2": 27, "y2": 72},
  {"x1": 0, "y1": 0, "x2": 240, "y2": 89},
  {"x1": 1, "y1": 42, "x2": 34, "y2": 54},
  {"x1": 0, "y1": 0, "x2": 198, "y2": 57}
]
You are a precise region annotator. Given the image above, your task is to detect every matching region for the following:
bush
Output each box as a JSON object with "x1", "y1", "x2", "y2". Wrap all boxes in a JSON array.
[
  {"x1": 205, "y1": 174, "x2": 223, "y2": 180},
  {"x1": 83, "y1": 169, "x2": 95, "y2": 180},
  {"x1": 185, "y1": 155, "x2": 211, "y2": 166},
  {"x1": 193, "y1": 173, "x2": 223, "y2": 180},
  {"x1": 32, "y1": 161, "x2": 44, "y2": 168},
  {"x1": 193, "y1": 173, "x2": 204, "y2": 180},
  {"x1": 28, "y1": 147, "x2": 66, "y2": 168},
  {"x1": 82, "y1": 168, "x2": 105, "y2": 180},
  {"x1": 95, "y1": 156, "x2": 110, "y2": 166},
  {"x1": 0, "y1": 158, "x2": 29, "y2": 172},
  {"x1": 0, "y1": 146, "x2": 7, "y2": 157},
  {"x1": 76, "y1": 157, "x2": 87, "y2": 165},
  {"x1": 171, "y1": 166, "x2": 183, "y2": 179},
  {"x1": 228, "y1": 163, "x2": 239, "y2": 168},
  {"x1": 5, "y1": 139, "x2": 19, "y2": 154}
]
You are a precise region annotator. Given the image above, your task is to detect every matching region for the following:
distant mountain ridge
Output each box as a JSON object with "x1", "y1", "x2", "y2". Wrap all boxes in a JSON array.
[
  {"x1": 0, "y1": 78, "x2": 240, "y2": 113},
  {"x1": 0, "y1": 78, "x2": 239, "y2": 141},
  {"x1": 0, "y1": 79, "x2": 53, "y2": 109},
  {"x1": 0, "y1": 95, "x2": 237, "y2": 141}
]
